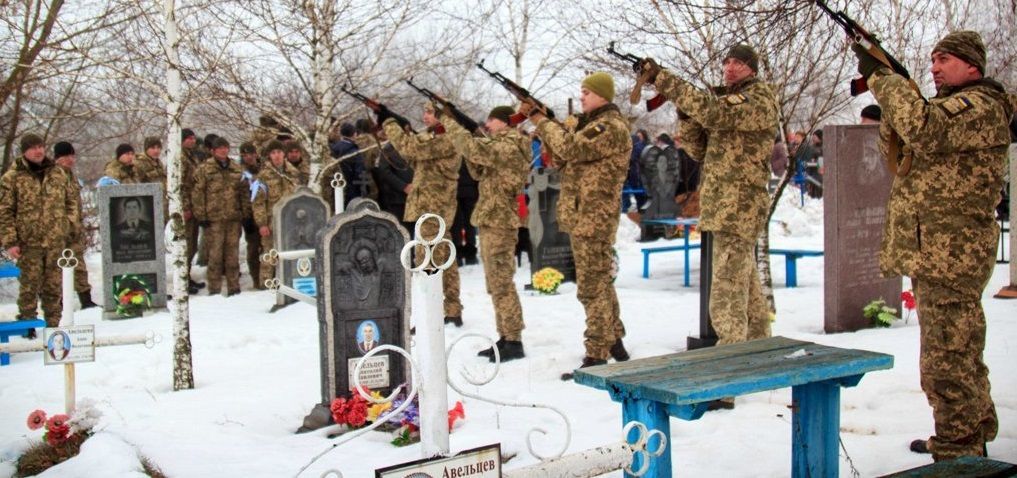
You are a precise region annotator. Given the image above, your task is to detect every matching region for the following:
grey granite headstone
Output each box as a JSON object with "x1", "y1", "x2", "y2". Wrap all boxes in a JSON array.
[
  {"x1": 638, "y1": 146, "x2": 682, "y2": 240},
  {"x1": 527, "y1": 168, "x2": 576, "y2": 283},
  {"x1": 300, "y1": 198, "x2": 410, "y2": 432},
  {"x1": 823, "y1": 124, "x2": 902, "y2": 332},
  {"x1": 98, "y1": 183, "x2": 166, "y2": 318},
  {"x1": 273, "y1": 187, "x2": 329, "y2": 304}
]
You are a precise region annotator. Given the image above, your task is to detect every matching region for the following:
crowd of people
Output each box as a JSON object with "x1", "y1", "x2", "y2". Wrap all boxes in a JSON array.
[{"x1": 1, "y1": 29, "x2": 1012, "y2": 465}]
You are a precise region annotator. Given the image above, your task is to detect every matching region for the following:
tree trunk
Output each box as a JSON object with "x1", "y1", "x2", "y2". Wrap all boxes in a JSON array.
[
  {"x1": 1, "y1": 84, "x2": 25, "y2": 174},
  {"x1": 164, "y1": 0, "x2": 194, "y2": 391}
]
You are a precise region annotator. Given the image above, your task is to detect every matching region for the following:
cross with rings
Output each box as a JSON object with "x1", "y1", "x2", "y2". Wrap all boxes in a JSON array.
[
  {"x1": 57, "y1": 249, "x2": 79, "y2": 269},
  {"x1": 330, "y1": 172, "x2": 347, "y2": 190},
  {"x1": 400, "y1": 213, "x2": 456, "y2": 273}
]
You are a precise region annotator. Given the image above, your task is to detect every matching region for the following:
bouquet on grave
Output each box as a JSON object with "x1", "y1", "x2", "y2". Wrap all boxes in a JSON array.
[
  {"x1": 863, "y1": 298, "x2": 900, "y2": 328},
  {"x1": 329, "y1": 387, "x2": 465, "y2": 446},
  {"x1": 19, "y1": 400, "x2": 103, "y2": 475},
  {"x1": 389, "y1": 395, "x2": 465, "y2": 447},
  {"x1": 113, "y1": 275, "x2": 152, "y2": 318},
  {"x1": 531, "y1": 267, "x2": 564, "y2": 295},
  {"x1": 901, "y1": 290, "x2": 916, "y2": 324}
]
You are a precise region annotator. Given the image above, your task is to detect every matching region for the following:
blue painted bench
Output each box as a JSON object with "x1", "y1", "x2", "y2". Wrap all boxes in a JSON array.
[
  {"x1": 573, "y1": 336, "x2": 894, "y2": 478},
  {"x1": 640, "y1": 218, "x2": 700, "y2": 286},
  {"x1": 768, "y1": 249, "x2": 823, "y2": 288},
  {"x1": 879, "y1": 456, "x2": 1017, "y2": 477},
  {"x1": 0, "y1": 319, "x2": 46, "y2": 366}
]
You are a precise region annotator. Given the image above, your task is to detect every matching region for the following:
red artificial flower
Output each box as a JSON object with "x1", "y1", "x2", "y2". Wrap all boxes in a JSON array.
[
  {"x1": 330, "y1": 397, "x2": 348, "y2": 425},
  {"x1": 345, "y1": 399, "x2": 368, "y2": 428},
  {"x1": 46, "y1": 430, "x2": 69, "y2": 447},
  {"x1": 120, "y1": 295, "x2": 131, "y2": 305},
  {"x1": 26, "y1": 410, "x2": 47, "y2": 430},
  {"x1": 45, "y1": 414, "x2": 71, "y2": 446},
  {"x1": 447, "y1": 401, "x2": 465, "y2": 430},
  {"x1": 901, "y1": 290, "x2": 916, "y2": 311}
]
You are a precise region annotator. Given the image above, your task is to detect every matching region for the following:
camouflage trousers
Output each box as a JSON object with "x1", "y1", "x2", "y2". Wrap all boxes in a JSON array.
[
  {"x1": 258, "y1": 234, "x2": 275, "y2": 288},
  {"x1": 206, "y1": 220, "x2": 241, "y2": 294},
  {"x1": 415, "y1": 217, "x2": 462, "y2": 317},
  {"x1": 16, "y1": 247, "x2": 63, "y2": 326},
  {"x1": 914, "y1": 278, "x2": 998, "y2": 461},
  {"x1": 710, "y1": 232, "x2": 770, "y2": 346},
  {"x1": 186, "y1": 219, "x2": 198, "y2": 271},
  {"x1": 572, "y1": 236, "x2": 624, "y2": 360},
  {"x1": 479, "y1": 227, "x2": 523, "y2": 341},
  {"x1": 242, "y1": 218, "x2": 261, "y2": 287},
  {"x1": 69, "y1": 240, "x2": 91, "y2": 294}
]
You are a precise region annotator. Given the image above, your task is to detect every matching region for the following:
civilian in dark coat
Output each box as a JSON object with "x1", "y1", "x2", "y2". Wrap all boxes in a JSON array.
[
  {"x1": 374, "y1": 139, "x2": 414, "y2": 233},
  {"x1": 453, "y1": 162, "x2": 479, "y2": 265}
]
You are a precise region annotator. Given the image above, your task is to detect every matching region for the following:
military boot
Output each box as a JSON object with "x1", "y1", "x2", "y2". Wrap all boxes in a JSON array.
[
  {"x1": 78, "y1": 290, "x2": 99, "y2": 310},
  {"x1": 610, "y1": 339, "x2": 630, "y2": 362},
  {"x1": 490, "y1": 340, "x2": 524, "y2": 363},
  {"x1": 477, "y1": 337, "x2": 506, "y2": 358},
  {"x1": 561, "y1": 357, "x2": 607, "y2": 381}
]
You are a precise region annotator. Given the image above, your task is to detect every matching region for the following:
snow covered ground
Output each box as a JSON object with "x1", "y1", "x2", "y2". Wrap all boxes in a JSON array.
[{"x1": 1, "y1": 194, "x2": 1014, "y2": 477}]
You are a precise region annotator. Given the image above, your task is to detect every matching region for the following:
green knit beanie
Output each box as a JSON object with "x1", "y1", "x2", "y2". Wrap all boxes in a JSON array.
[
  {"x1": 582, "y1": 72, "x2": 615, "y2": 103},
  {"x1": 488, "y1": 106, "x2": 515, "y2": 124},
  {"x1": 725, "y1": 44, "x2": 759, "y2": 72},
  {"x1": 933, "y1": 31, "x2": 986, "y2": 75},
  {"x1": 20, "y1": 133, "x2": 44, "y2": 152}
]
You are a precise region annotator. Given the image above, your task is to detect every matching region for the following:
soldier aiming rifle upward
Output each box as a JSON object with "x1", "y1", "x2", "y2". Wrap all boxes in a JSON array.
[
  {"x1": 405, "y1": 78, "x2": 483, "y2": 135},
  {"x1": 476, "y1": 60, "x2": 556, "y2": 125},
  {"x1": 340, "y1": 85, "x2": 414, "y2": 133},
  {"x1": 606, "y1": 42, "x2": 666, "y2": 112}
]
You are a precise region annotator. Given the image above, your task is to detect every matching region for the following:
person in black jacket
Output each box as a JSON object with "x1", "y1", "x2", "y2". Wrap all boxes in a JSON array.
[
  {"x1": 374, "y1": 129, "x2": 415, "y2": 233},
  {"x1": 453, "y1": 162, "x2": 479, "y2": 265},
  {"x1": 321, "y1": 123, "x2": 366, "y2": 212}
]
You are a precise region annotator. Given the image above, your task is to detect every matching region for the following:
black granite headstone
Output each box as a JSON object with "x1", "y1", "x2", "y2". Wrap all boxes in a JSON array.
[
  {"x1": 99, "y1": 183, "x2": 167, "y2": 318},
  {"x1": 527, "y1": 168, "x2": 575, "y2": 282},
  {"x1": 638, "y1": 146, "x2": 682, "y2": 241},
  {"x1": 273, "y1": 187, "x2": 329, "y2": 304}
]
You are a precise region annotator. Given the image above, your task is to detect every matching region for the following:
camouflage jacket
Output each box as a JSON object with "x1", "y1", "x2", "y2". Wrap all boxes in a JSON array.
[
  {"x1": 535, "y1": 103, "x2": 631, "y2": 238},
  {"x1": 192, "y1": 158, "x2": 250, "y2": 223},
  {"x1": 180, "y1": 147, "x2": 203, "y2": 213},
  {"x1": 288, "y1": 157, "x2": 311, "y2": 186},
  {"x1": 353, "y1": 132, "x2": 382, "y2": 170},
  {"x1": 654, "y1": 70, "x2": 779, "y2": 240},
  {"x1": 103, "y1": 158, "x2": 143, "y2": 184},
  {"x1": 870, "y1": 69, "x2": 1013, "y2": 294},
  {"x1": 57, "y1": 164, "x2": 86, "y2": 243},
  {"x1": 252, "y1": 162, "x2": 300, "y2": 228},
  {"x1": 0, "y1": 156, "x2": 81, "y2": 249},
  {"x1": 383, "y1": 119, "x2": 461, "y2": 223},
  {"x1": 446, "y1": 120, "x2": 531, "y2": 228},
  {"x1": 135, "y1": 152, "x2": 167, "y2": 186}
]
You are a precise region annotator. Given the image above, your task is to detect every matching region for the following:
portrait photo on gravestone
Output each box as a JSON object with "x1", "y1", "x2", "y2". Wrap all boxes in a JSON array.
[{"x1": 110, "y1": 196, "x2": 157, "y2": 263}]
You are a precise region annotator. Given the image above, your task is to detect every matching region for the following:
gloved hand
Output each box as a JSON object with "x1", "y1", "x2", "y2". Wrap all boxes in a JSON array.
[
  {"x1": 851, "y1": 43, "x2": 881, "y2": 79},
  {"x1": 638, "y1": 57, "x2": 661, "y2": 83},
  {"x1": 198, "y1": 220, "x2": 211, "y2": 228}
]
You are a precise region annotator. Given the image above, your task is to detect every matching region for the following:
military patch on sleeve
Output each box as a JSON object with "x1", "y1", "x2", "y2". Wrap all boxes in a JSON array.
[
  {"x1": 724, "y1": 94, "x2": 747, "y2": 105},
  {"x1": 938, "y1": 95, "x2": 974, "y2": 118},
  {"x1": 582, "y1": 124, "x2": 607, "y2": 139}
]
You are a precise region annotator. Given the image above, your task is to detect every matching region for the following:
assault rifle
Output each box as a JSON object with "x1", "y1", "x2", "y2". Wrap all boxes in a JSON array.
[
  {"x1": 607, "y1": 42, "x2": 666, "y2": 112},
  {"x1": 476, "y1": 60, "x2": 555, "y2": 125},
  {"x1": 816, "y1": 0, "x2": 921, "y2": 176},
  {"x1": 815, "y1": 0, "x2": 913, "y2": 96},
  {"x1": 404, "y1": 78, "x2": 482, "y2": 133},
  {"x1": 339, "y1": 85, "x2": 413, "y2": 132}
]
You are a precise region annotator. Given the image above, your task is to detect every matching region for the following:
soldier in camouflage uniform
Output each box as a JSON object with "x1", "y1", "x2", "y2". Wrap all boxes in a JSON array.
[
  {"x1": 136, "y1": 137, "x2": 169, "y2": 222},
  {"x1": 239, "y1": 141, "x2": 263, "y2": 287},
  {"x1": 0, "y1": 134, "x2": 81, "y2": 329},
  {"x1": 380, "y1": 103, "x2": 464, "y2": 325},
  {"x1": 181, "y1": 129, "x2": 205, "y2": 292},
  {"x1": 446, "y1": 106, "x2": 531, "y2": 361},
  {"x1": 855, "y1": 31, "x2": 1011, "y2": 461},
  {"x1": 253, "y1": 141, "x2": 300, "y2": 284},
  {"x1": 286, "y1": 143, "x2": 311, "y2": 186},
  {"x1": 103, "y1": 144, "x2": 143, "y2": 184},
  {"x1": 53, "y1": 141, "x2": 98, "y2": 309},
  {"x1": 524, "y1": 72, "x2": 632, "y2": 377},
  {"x1": 643, "y1": 46, "x2": 777, "y2": 346},
  {"x1": 192, "y1": 137, "x2": 249, "y2": 296}
]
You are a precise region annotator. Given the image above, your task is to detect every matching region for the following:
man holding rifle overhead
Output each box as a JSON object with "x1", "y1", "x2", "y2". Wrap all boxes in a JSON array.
[
  {"x1": 636, "y1": 45, "x2": 779, "y2": 408},
  {"x1": 520, "y1": 72, "x2": 632, "y2": 379},
  {"x1": 854, "y1": 30, "x2": 1010, "y2": 461},
  {"x1": 379, "y1": 103, "x2": 465, "y2": 327}
]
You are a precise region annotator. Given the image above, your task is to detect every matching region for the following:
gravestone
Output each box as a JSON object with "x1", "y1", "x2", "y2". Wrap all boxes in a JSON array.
[
  {"x1": 638, "y1": 146, "x2": 681, "y2": 241},
  {"x1": 98, "y1": 183, "x2": 166, "y2": 318},
  {"x1": 823, "y1": 124, "x2": 902, "y2": 332},
  {"x1": 527, "y1": 168, "x2": 576, "y2": 282},
  {"x1": 273, "y1": 187, "x2": 329, "y2": 304},
  {"x1": 300, "y1": 198, "x2": 410, "y2": 432}
]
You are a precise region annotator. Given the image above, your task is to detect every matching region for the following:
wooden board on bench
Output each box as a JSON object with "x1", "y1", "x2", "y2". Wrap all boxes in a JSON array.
[{"x1": 879, "y1": 456, "x2": 1017, "y2": 478}]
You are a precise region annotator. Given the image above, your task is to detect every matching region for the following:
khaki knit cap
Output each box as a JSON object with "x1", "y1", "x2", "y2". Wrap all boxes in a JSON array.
[
  {"x1": 20, "y1": 133, "x2": 44, "y2": 152},
  {"x1": 144, "y1": 136, "x2": 162, "y2": 150},
  {"x1": 932, "y1": 30, "x2": 986, "y2": 75},
  {"x1": 488, "y1": 106, "x2": 515, "y2": 124},
  {"x1": 582, "y1": 72, "x2": 615, "y2": 103},
  {"x1": 724, "y1": 44, "x2": 759, "y2": 72}
]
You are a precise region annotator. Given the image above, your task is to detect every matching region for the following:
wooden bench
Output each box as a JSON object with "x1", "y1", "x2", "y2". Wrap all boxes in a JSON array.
[
  {"x1": 640, "y1": 218, "x2": 699, "y2": 286},
  {"x1": 768, "y1": 249, "x2": 823, "y2": 288},
  {"x1": 573, "y1": 336, "x2": 894, "y2": 478},
  {"x1": 0, "y1": 319, "x2": 46, "y2": 366},
  {"x1": 879, "y1": 456, "x2": 1017, "y2": 477}
]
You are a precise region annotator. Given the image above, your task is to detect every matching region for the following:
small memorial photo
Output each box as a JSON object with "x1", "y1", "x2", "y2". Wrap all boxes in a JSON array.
[
  {"x1": 47, "y1": 330, "x2": 71, "y2": 361},
  {"x1": 110, "y1": 196, "x2": 157, "y2": 263},
  {"x1": 356, "y1": 320, "x2": 381, "y2": 354}
]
